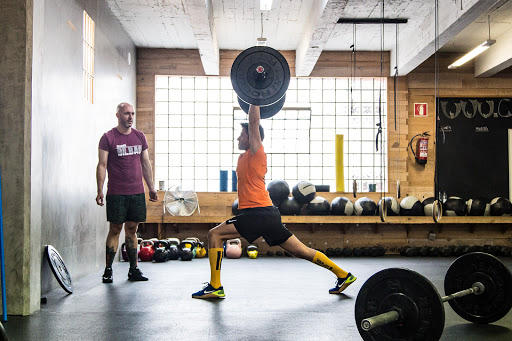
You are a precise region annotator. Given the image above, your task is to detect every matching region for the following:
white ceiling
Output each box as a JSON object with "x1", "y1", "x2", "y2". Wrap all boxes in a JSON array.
[{"x1": 106, "y1": 0, "x2": 512, "y2": 76}]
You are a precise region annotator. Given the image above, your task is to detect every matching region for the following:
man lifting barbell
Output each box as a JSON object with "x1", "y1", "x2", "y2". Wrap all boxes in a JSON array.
[{"x1": 191, "y1": 103, "x2": 357, "y2": 299}]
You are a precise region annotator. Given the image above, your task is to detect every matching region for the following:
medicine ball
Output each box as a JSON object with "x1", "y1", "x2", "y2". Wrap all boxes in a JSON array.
[
  {"x1": 400, "y1": 196, "x2": 423, "y2": 216},
  {"x1": 443, "y1": 196, "x2": 466, "y2": 216},
  {"x1": 490, "y1": 197, "x2": 512, "y2": 216},
  {"x1": 292, "y1": 181, "x2": 316, "y2": 204},
  {"x1": 467, "y1": 198, "x2": 489, "y2": 216},
  {"x1": 331, "y1": 197, "x2": 354, "y2": 216},
  {"x1": 422, "y1": 197, "x2": 435, "y2": 216},
  {"x1": 232, "y1": 198, "x2": 239, "y2": 215},
  {"x1": 307, "y1": 196, "x2": 331, "y2": 215},
  {"x1": 377, "y1": 197, "x2": 400, "y2": 216},
  {"x1": 354, "y1": 197, "x2": 377, "y2": 216},
  {"x1": 279, "y1": 197, "x2": 302, "y2": 215},
  {"x1": 267, "y1": 180, "x2": 290, "y2": 206}
]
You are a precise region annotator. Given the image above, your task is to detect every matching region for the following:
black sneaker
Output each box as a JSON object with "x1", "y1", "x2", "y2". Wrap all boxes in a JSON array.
[
  {"x1": 128, "y1": 267, "x2": 148, "y2": 281},
  {"x1": 102, "y1": 267, "x2": 113, "y2": 283}
]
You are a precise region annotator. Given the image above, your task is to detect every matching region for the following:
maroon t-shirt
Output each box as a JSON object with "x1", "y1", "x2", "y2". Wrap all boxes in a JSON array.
[{"x1": 99, "y1": 128, "x2": 149, "y2": 195}]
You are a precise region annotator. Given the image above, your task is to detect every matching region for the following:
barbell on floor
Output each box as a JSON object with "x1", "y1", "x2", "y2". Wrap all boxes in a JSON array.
[{"x1": 355, "y1": 252, "x2": 512, "y2": 341}]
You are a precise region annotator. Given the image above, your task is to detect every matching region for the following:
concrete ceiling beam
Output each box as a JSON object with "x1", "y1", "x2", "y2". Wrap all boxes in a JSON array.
[
  {"x1": 397, "y1": 0, "x2": 497, "y2": 76},
  {"x1": 183, "y1": 0, "x2": 219, "y2": 75},
  {"x1": 475, "y1": 28, "x2": 512, "y2": 77},
  {"x1": 295, "y1": 0, "x2": 348, "y2": 77}
]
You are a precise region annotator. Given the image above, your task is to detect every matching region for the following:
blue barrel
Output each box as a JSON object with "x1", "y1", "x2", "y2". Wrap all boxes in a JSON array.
[
  {"x1": 220, "y1": 170, "x2": 228, "y2": 191},
  {"x1": 232, "y1": 170, "x2": 237, "y2": 192}
]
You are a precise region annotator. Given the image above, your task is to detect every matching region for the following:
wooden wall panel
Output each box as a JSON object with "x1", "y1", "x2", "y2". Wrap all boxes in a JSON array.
[
  {"x1": 136, "y1": 48, "x2": 512, "y2": 211},
  {"x1": 310, "y1": 51, "x2": 390, "y2": 77}
]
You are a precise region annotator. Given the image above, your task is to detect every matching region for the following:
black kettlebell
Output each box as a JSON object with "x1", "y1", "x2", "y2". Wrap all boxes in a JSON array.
[
  {"x1": 153, "y1": 240, "x2": 170, "y2": 262},
  {"x1": 179, "y1": 240, "x2": 194, "y2": 261}
]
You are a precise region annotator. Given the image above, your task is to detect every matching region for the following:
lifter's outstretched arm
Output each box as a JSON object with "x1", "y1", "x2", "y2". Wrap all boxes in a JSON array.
[{"x1": 248, "y1": 104, "x2": 262, "y2": 154}]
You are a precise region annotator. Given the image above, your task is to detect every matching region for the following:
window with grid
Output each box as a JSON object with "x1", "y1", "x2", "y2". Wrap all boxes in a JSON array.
[
  {"x1": 83, "y1": 11, "x2": 95, "y2": 103},
  {"x1": 155, "y1": 76, "x2": 387, "y2": 192}
]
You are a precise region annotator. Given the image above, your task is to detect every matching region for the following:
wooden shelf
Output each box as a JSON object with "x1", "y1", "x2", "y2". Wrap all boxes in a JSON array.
[{"x1": 154, "y1": 215, "x2": 512, "y2": 225}]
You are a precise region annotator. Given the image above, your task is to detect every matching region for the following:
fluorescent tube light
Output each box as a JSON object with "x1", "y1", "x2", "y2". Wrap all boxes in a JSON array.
[
  {"x1": 256, "y1": 37, "x2": 267, "y2": 46},
  {"x1": 260, "y1": 0, "x2": 272, "y2": 11},
  {"x1": 448, "y1": 39, "x2": 495, "y2": 69}
]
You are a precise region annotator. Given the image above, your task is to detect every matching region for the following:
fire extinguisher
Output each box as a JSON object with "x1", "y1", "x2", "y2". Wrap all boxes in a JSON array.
[{"x1": 408, "y1": 132, "x2": 430, "y2": 165}]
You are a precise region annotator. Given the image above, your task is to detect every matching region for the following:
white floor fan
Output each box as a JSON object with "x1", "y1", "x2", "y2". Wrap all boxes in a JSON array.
[{"x1": 163, "y1": 184, "x2": 200, "y2": 216}]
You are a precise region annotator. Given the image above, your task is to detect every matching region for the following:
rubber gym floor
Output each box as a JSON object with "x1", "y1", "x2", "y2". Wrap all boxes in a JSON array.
[{"x1": 3, "y1": 256, "x2": 512, "y2": 341}]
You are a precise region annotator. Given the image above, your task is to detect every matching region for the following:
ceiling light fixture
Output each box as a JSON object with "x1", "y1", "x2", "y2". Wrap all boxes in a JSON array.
[
  {"x1": 257, "y1": 13, "x2": 267, "y2": 46},
  {"x1": 448, "y1": 15, "x2": 495, "y2": 69},
  {"x1": 257, "y1": 37, "x2": 267, "y2": 46},
  {"x1": 260, "y1": 0, "x2": 272, "y2": 11}
]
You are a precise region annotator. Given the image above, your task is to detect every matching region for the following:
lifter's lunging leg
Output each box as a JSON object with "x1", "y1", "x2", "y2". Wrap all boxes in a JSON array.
[
  {"x1": 192, "y1": 221, "x2": 241, "y2": 299},
  {"x1": 279, "y1": 235, "x2": 356, "y2": 294}
]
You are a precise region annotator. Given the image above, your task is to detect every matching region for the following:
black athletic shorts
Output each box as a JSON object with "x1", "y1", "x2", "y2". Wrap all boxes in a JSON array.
[
  {"x1": 106, "y1": 193, "x2": 146, "y2": 224},
  {"x1": 226, "y1": 206, "x2": 293, "y2": 246}
]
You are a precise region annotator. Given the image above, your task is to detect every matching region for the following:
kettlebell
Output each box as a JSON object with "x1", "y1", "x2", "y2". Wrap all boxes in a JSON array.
[
  {"x1": 247, "y1": 244, "x2": 258, "y2": 259},
  {"x1": 153, "y1": 240, "x2": 170, "y2": 262},
  {"x1": 195, "y1": 241, "x2": 207, "y2": 258},
  {"x1": 179, "y1": 240, "x2": 195, "y2": 261},
  {"x1": 168, "y1": 244, "x2": 180, "y2": 260},
  {"x1": 138, "y1": 240, "x2": 155, "y2": 262},
  {"x1": 137, "y1": 238, "x2": 143, "y2": 253},
  {"x1": 167, "y1": 238, "x2": 180, "y2": 260},
  {"x1": 166, "y1": 237, "x2": 180, "y2": 247},
  {"x1": 225, "y1": 238, "x2": 242, "y2": 259},
  {"x1": 121, "y1": 243, "x2": 129, "y2": 262},
  {"x1": 186, "y1": 237, "x2": 201, "y2": 258},
  {"x1": 182, "y1": 238, "x2": 198, "y2": 258}
]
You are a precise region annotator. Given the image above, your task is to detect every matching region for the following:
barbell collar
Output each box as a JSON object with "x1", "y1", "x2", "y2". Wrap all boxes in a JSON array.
[
  {"x1": 441, "y1": 282, "x2": 485, "y2": 303},
  {"x1": 361, "y1": 310, "x2": 400, "y2": 331}
]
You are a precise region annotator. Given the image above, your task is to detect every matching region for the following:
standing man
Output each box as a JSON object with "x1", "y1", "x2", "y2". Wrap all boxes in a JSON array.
[
  {"x1": 192, "y1": 104, "x2": 356, "y2": 299},
  {"x1": 96, "y1": 102, "x2": 158, "y2": 283}
]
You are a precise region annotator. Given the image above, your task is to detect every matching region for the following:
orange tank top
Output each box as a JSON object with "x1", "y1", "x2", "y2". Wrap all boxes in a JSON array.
[{"x1": 236, "y1": 146, "x2": 273, "y2": 209}]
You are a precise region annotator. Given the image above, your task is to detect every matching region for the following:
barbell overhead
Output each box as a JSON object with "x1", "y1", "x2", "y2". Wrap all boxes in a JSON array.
[
  {"x1": 237, "y1": 94, "x2": 286, "y2": 119},
  {"x1": 444, "y1": 252, "x2": 512, "y2": 324},
  {"x1": 231, "y1": 46, "x2": 290, "y2": 107}
]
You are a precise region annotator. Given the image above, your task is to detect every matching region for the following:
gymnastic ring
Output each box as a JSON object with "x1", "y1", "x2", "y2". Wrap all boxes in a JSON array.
[
  {"x1": 379, "y1": 198, "x2": 387, "y2": 223},
  {"x1": 432, "y1": 199, "x2": 442, "y2": 223}
]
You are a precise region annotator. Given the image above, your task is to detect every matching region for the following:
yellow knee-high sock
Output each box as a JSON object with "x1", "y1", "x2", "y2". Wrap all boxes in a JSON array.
[
  {"x1": 312, "y1": 251, "x2": 348, "y2": 278},
  {"x1": 209, "y1": 248, "x2": 224, "y2": 288}
]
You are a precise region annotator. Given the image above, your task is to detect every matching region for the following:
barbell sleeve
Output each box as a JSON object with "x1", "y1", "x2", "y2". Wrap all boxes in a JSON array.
[
  {"x1": 361, "y1": 310, "x2": 400, "y2": 331},
  {"x1": 441, "y1": 282, "x2": 484, "y2": 303}
]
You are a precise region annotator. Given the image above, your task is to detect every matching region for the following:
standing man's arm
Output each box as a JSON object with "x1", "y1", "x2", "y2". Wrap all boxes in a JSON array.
[
  {"x1": 248, "y1": 104, "x2": 262, "y2": 154},
  {"x1": 96, "y1": 149, "x2": 109, "y2": 206},
  {"x1": 141, "y1": 150, "x2": 158, "y2": 202}
]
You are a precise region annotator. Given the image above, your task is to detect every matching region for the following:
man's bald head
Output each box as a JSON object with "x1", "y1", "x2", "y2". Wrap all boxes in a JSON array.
[{"x1": 117, "y1": 102, "x2": 133, "y2": 114}]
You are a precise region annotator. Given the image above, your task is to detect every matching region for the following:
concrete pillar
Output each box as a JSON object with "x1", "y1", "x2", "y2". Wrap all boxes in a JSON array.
[{"x1": 0, "y1": 0, "x2": 37, "y2": 315}]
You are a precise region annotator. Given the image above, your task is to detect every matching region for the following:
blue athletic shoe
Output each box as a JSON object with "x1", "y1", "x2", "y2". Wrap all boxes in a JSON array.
[
  {"x1": 329, "y1": 273, "x2": 357, "y2": 294},
  {"x1": 192, "y1": 282, "x2": 226, "y2": 299}
]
